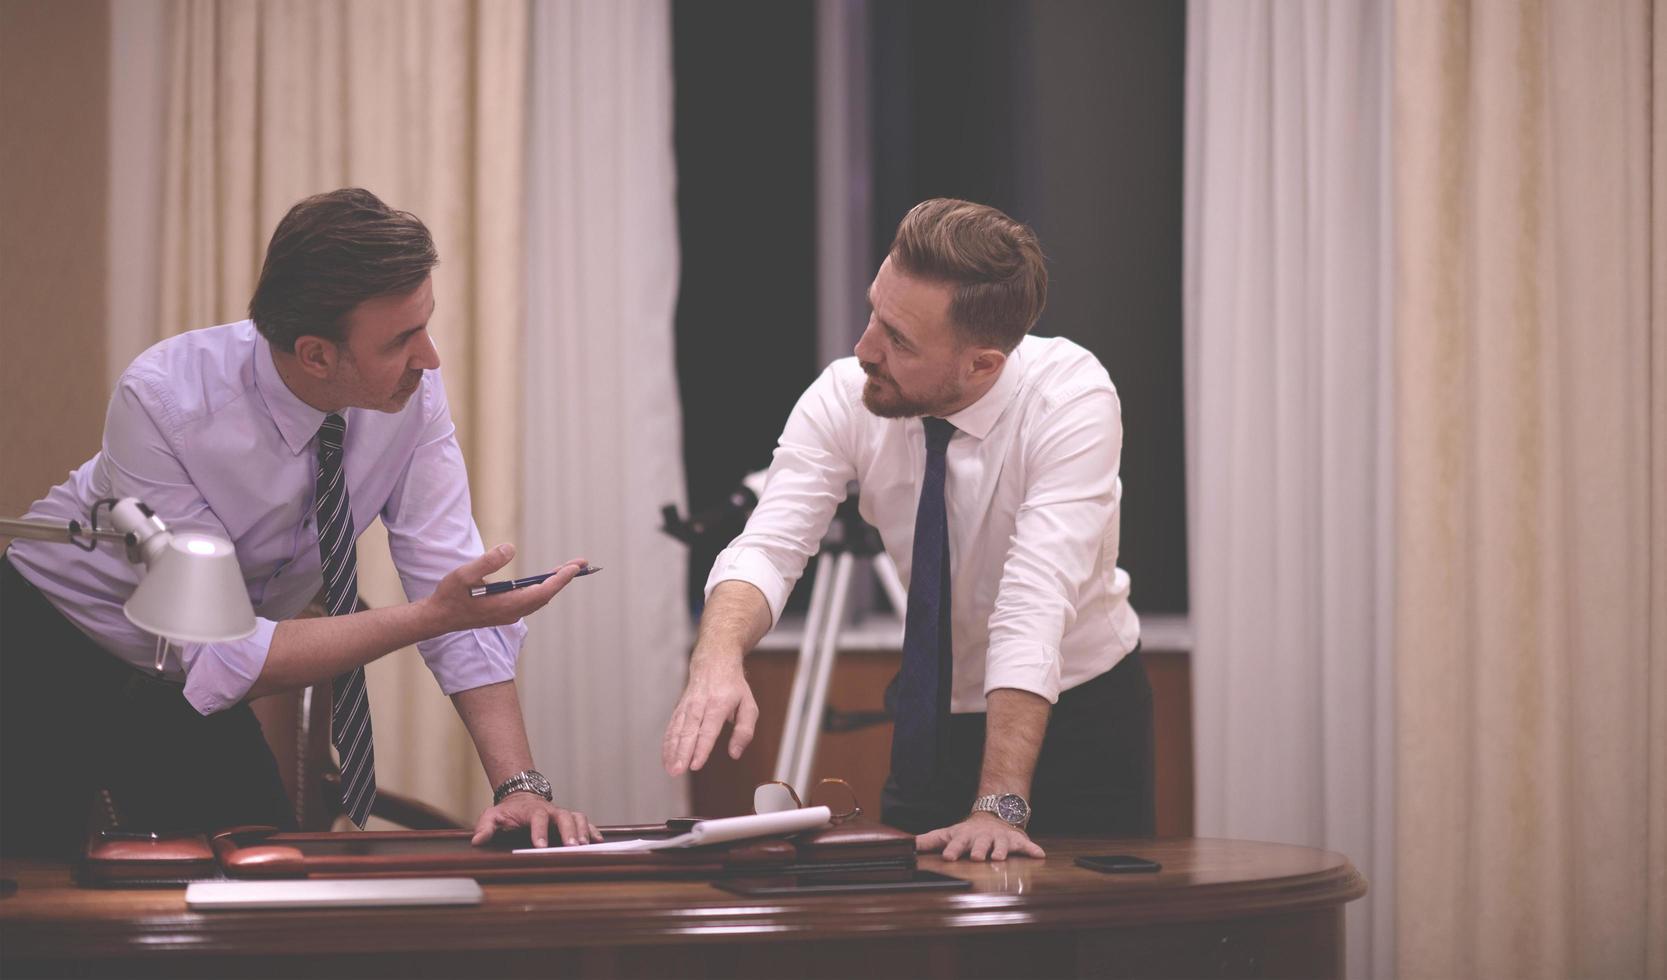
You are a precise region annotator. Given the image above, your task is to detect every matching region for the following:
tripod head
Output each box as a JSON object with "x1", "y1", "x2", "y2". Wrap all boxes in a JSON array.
[
  {"x1": 660, "y1": 470, "x2": 768, "y2": 547},
  {"x1": 822, "y1": 489, "x2": 886, "y2": 557},
  {"x1": 661, "y1": 473, "x2": 884, "y2": 558}
]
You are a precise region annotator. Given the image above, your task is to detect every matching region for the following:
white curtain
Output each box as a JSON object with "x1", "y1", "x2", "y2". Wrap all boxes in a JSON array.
[
  {"x1": 1393, "y1": 1, "x2": 1666, "y2": 976},
  {"x1": 520, "y1": 0, "x2": 689, "y2": 824},
  {"x1": 1184, "y1": 2, "x2": 1395, "y2": 977}
]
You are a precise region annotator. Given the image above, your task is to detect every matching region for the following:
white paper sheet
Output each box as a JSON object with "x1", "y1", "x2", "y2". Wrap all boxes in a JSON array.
[{"x1": 513, "y1": 805, "x2": 831, "y2": 855}]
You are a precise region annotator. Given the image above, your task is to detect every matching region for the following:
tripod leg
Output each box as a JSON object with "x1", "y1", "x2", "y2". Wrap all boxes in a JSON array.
[
  {"x1": 774, "y1": 552, "x2": 835, "y2": 784},
  {"x1": 872, "y1": 552, "x2": 908, "y2": 639},
  {"x1": 790, "y1": 551, "x2": 856, "y2": 793}
]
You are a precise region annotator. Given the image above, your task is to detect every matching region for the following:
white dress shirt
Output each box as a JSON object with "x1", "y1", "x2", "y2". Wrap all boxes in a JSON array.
[
  {"x1": 707, "y1": 334, "x2": 1141, "y2": 712},
  {"x1": 8, "y1": 320, "x2": 525, "y2": 715}
]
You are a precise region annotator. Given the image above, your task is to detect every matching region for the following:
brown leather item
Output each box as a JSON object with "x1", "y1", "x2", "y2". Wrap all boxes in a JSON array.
[
  {"x1": 81, "y1": 831, "x2": 219, "y2": 886},
  {"x1": 793, "y1": 822, "x2": 918, "y2": 865}
]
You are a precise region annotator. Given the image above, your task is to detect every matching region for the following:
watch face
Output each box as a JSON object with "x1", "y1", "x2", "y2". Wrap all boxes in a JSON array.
[
  {"x1": 996, "y1": 794, "x2": 1029, "y2": 824},
  {"x1": 528, "y1": 771, "x2": 552, "y2": 796}
]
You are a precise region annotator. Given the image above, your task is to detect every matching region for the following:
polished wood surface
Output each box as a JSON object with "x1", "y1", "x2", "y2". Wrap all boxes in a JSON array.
[
  {"x1": 2, "y1": 837, "x2": 1363, "y2": 979},
  {"x1": 692, "y1": 649, "x2": 1195, "y2": 836}
]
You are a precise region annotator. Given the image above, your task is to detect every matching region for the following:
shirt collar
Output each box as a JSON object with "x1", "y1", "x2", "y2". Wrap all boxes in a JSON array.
[
  {"x1": 252, "y1": 328, "x2": 329, "y2": 456},
  {"x1": 941, "y1": 340, "x2": 1026, "y2": 441}
]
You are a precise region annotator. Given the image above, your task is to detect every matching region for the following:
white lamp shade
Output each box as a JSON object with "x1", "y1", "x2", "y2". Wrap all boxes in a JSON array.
[{"x1": 123, "y1": 533, "x2": 257, "y2": 643}]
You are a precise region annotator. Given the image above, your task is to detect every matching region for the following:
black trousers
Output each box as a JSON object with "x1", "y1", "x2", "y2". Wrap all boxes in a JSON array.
[
  {"x1": 881, "y1": 648, "x2": 1155, "y2": 837},
  {"x1": 0, "y1": 556, "x2": 293, "y2": 858}
]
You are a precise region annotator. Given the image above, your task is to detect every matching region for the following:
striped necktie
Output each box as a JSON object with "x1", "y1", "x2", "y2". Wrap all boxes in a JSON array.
[
  {"x1": 315, "y1": 413, "x2": 376, "y2": 827},
  {"x1": 890, "y1": 416, "x2": 956, "y2": 793}
]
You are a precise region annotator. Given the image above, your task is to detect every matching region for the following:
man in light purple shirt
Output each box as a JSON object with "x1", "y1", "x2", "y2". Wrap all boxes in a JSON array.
[{"x1": 1, "y1": 189, "x2": 598, "y2": 857}]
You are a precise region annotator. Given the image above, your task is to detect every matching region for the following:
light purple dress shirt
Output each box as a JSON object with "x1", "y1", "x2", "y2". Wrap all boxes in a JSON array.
[{"x1": 8, "y1": 320, "x2": 525, "y2": 715}]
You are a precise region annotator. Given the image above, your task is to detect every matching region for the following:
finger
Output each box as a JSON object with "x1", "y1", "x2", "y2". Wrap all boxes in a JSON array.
[
  {"x1": 570, "y1": 811, "x2": 599, "y2": 844},
  {"x1": 459, "y1": 543, "x2": 517, "y2": 585},
  {"x1": 509, "y1": 562, "x2": 583, "y2": 610},
  {"x1": 688, "y1": 698, "x2": 730, "y2": 772},
  {"x1": 915, "y1": 829, "x2": 948, "y2": 853},
  {"x1": 526, "y1": 809, "x2": 549, "y2": 849},
  {"x1": 662, "y1": 701, "x2": 687, "y2": 771},
  {"x1": 729, "y1": 691, "x2": 759, "y2": 759},
  {"x1": 1019, "y1": 837, "x2": 1046, "y2": 859},
  {"x1": 942, "y1": 831, "x2": 968, "y2": 861},
  {"x1": 553, "y1": 809, "x2": 579, "y2": 846},
  {"x1": 991, "y1": 837, "x2": 1009, "y2": 862},
  {"x1": 471, "y1": 808, "x2": 497, "y2": 845},
  {"x1": 969, "y1": 834, "x2": 993, "y2": 862},
  {"x1": 669, "y1": 703, "x2": 703, "y2": 775}
]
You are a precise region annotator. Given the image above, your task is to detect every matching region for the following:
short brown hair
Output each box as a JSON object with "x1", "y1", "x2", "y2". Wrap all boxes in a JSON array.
[
  {"x1": 887, "y1": 198, "x2": 1047, "y2": 351},
  {"x1": 249, "y1": 188, "x2": 438, "y2": 352}
]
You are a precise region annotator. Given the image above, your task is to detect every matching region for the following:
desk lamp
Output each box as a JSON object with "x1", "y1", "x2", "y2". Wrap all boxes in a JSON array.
[{"x1": 1, "y1": 497, "x2": 255, "y2": 667}]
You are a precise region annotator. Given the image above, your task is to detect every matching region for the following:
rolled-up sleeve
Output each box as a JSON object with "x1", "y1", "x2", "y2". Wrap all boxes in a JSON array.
[
  {"x1": 381, "y1": 372, "x2": 524, "y2": 695},
  {"x1": 179, "y1": 618, "x2": 278, "y2": 713},
  {"x1": 704, "y1": 365, "x2": 857, "y2": 625},
  {"x1": 983, "y1": 387, "x2": 1122, "y2": 703}
]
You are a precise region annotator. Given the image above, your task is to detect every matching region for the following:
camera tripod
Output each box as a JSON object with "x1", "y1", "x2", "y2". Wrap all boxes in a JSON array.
[{"x1": 772, "y1": 494, "x2": 909, "y2": 793}]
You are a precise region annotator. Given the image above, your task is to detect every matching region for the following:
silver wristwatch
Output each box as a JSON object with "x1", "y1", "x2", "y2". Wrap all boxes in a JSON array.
[
  {"x1": 492, "y1": 769, "x2": 553, "y2": 805},
  {"x1": 971, "y1": 792, "x2": 1032, "y2": 829}
]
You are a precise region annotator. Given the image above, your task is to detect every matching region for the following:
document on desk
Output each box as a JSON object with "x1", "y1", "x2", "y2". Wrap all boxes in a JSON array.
[{"x1": 513, "y1": 806, "x2": 832, "y2": 854}]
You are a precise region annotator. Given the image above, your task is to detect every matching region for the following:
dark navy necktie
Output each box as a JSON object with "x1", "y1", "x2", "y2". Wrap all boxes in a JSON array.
[
  {"x1": 891, "y1": 416, "x2": 956, "y2": 793},
  {"x1": 315, "y1": 413, "x2": 376, "y2": 828}
]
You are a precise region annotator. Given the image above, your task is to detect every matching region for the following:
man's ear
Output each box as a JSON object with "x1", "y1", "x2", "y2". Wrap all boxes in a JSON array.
[
  {"x1": 291, "y1": 335, "x2": 338, "y2": 379},
  {"x1": 967, "y1": 346, "x2": 1006, "y2": 384}
]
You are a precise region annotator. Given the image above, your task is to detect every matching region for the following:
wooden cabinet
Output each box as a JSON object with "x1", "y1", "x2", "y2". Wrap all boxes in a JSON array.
[{"x1": 692, "y1": 645, "x2": 1193, "y2": 836}]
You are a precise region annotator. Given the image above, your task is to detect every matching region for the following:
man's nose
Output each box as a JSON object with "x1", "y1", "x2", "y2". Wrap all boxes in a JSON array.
[
  {"x1": 415, "y1": 332, "x2": 441, "y2": 370},
  {"x1": 854, "y1": 320, "x2": 879, "y2": 362}
]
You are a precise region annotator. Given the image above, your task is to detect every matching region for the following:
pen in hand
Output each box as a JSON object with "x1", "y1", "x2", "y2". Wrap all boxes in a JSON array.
[{"x1": 469, "y1": 564, "x2": 602, "y2": 598}]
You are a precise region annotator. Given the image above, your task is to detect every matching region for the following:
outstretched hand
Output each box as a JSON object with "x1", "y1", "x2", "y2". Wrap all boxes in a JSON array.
[
  {"x1": 661, "y1": 653, "x2": 759, "y2": 775},
  {"x1": 426, "y1": 544, "x2": 586, "y2": 632}
]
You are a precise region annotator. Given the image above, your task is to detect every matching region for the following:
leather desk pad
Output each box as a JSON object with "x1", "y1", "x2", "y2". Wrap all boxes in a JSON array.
[{"x1": 83, "y1": 821, "x2": 914, "y2": 884}]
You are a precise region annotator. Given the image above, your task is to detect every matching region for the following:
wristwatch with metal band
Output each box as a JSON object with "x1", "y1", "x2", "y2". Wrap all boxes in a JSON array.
[
  {"x1": 492, "y1": 769, "x2": 553, "y2": 805},
  {"x1": 971, "y1": 792, "x2": 1032, "y2": 829}
]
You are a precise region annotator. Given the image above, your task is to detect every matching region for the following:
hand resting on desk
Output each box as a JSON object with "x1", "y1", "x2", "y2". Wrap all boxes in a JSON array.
[{"x1": 916, "y1": 811, "x2": 1046, "y2": 862}]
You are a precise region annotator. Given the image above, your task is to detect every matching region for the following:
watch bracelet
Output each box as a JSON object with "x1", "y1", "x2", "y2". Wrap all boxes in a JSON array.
[{"x1": 492, "y1": 770, "x2": 552, "y2": 805}]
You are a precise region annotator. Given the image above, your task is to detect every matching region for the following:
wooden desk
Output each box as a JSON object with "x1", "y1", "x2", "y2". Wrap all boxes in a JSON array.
[{"x1": 2, "y1": 837, "x2": 1364, "y2": 979}]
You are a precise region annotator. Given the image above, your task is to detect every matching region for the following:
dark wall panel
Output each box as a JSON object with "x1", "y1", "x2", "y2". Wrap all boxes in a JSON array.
[
  {"x1": 870, "y1": 0, "x2": 1188, "y2": 614},
  {"x1": 672, "y1": 1, "x2": 819, "y2": 611}
]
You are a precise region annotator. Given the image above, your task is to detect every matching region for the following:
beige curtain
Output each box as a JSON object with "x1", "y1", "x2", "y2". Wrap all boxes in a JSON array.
[
  {"x1": 1394, "y1": 1, "x2": 1666, "y2": 977},
  {"x1": 158, "y1": 0, "x2": 528, "y2": 821}
]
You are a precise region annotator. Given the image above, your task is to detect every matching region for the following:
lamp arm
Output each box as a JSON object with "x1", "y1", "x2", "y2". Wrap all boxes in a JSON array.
[
  {"x1": 0, "y1": 516, "x2": 130, "y2": 549},
  {"x1": 4, "y1": 497, "x2": 170, "y2": 564}
]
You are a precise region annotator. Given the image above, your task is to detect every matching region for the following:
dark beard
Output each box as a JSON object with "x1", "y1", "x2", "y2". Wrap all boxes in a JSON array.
[{"x1": 860, "y1": 374, "x2": 959, "y2": 419}]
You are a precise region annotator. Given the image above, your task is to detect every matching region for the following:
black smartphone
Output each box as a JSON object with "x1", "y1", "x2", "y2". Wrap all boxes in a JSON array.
[
  {"x1": 1075, "y1": 854, "x2": 1162, "y2": 874},
  {"x1": 715, "y1": 868, "x2": 972, "y2": 896}
]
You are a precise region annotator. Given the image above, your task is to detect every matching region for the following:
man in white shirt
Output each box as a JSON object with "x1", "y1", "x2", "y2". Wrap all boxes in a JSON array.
[
  {"x1": 662, "y1": 199, "x2": 1152, "y2": 861},
  {"x1": 2, "y1": 189, "x2": 601, "y2": 857}
]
